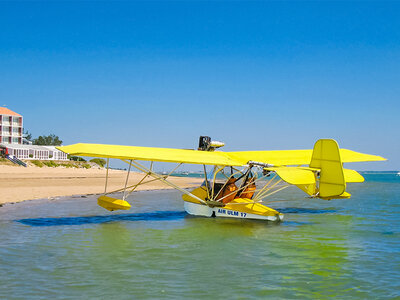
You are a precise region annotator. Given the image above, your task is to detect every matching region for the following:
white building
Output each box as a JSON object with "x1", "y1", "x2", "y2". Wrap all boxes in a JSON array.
[
  {"x1": 0, "y1": 107, "x2": 23, "y2": 144},
  {"x1": 0, "y1": 107, "x2": 68, "y2": 161},
  {"x1": 0, "y1": 144, "x2": 68, "y2": 161}
]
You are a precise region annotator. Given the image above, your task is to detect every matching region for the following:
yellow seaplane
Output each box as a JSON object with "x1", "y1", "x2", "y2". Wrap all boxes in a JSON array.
[{"x1": 57, "y1": 137, "x2": 385, "y2": 222}]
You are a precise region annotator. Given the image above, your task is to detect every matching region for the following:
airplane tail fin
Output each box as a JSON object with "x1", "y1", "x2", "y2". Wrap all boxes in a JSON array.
[
  {"x1": 293, "y1": 139, "x2": 364, "y2": 200},
  {"x1": 309, "y1": 139, "x2": 348, "y2": 199}
]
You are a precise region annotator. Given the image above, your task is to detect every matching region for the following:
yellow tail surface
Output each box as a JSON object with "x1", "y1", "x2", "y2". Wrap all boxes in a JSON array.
[
  {"x1": 294, "y1": 139, "x2": 365, "y2": 200},
  {"x1": 310, "y1": 139, "x2": 347, "y2": 198}
]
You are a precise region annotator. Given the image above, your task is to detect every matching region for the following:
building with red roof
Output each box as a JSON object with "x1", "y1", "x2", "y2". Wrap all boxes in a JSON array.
[
  {"x1": 0, "y1": 108, "x2": 68, "y2": 162},
  {"x1": 0, "y1": 107, "x2": 23, "y2": 144}
]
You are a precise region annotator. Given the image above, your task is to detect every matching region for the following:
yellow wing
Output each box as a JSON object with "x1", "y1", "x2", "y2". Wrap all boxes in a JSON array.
[
  {"x1": 57, "y1": 143, "x2": 243, "y2": 166},
  {"x1": 57, "y1": 141, "x2": 386, "y2": 166},
  {"x1": 227, "y1": 148, "x2": 386, "y2": 166}
]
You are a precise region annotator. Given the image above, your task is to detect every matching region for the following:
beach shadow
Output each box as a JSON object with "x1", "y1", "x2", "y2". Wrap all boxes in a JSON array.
[
  {"x1": 278, "y1": 207, "x2": 337, "y2": 214},
  {"x1": 16, "y1": 211, "x2": 186, "y2": 227}
]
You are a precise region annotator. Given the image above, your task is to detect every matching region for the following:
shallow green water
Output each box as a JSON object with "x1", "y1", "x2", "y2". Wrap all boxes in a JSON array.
[{"x1": 1, "y1": 174, "x2": 399, "y2": 299}]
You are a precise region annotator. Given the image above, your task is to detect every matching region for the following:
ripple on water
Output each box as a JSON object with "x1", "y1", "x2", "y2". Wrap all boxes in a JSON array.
[{"x1": 0, "y1": 175, "x2": 399, "y2": 299}]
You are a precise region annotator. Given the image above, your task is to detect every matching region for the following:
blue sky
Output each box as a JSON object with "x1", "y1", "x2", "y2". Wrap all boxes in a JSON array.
[{"x1": 0, "y1": 1, "x2": 398, "y2": 170}]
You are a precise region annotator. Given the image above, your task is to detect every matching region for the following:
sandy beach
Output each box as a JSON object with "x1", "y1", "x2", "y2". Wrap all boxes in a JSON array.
[{"x1": 0, "y1": 165, "x2": 203, "y2": 205}]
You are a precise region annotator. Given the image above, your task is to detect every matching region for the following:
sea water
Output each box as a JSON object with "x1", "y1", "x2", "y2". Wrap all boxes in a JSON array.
[{"x1": 0, "y1": 173, "x2": 399, "y2": 299}]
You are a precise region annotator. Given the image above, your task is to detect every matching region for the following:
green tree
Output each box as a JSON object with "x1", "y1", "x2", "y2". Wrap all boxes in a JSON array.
[
  {"x1": 68, "y1": 155, "x2": 86, "y2": 162},
  {"x1": 90, "y1": 158, "x2": 106, "y2": 167},
  {"x1": 23, "y1": 129, "x2": 32, "y2": 141},
  {"x1": 33, "y1": 134, "x2": 62, "y2": 146}
]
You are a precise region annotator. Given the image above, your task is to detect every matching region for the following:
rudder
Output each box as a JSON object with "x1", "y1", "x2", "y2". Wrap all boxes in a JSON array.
[{"x1": 310, "y1": 139, "x2": 346, "y2": 199}]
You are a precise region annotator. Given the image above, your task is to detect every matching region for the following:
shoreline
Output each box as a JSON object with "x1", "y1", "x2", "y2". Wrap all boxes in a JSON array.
[
  {"x1": 0, "y1": 165, "x2": 203, "y2": 206},
  {"x1": 0, "y1": 187, "x2": 191, "y2": 209}
]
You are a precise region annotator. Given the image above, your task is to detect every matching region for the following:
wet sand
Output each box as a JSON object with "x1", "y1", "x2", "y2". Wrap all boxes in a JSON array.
[{"x1": 0, "y1": 165, "x2": 202, "y2": 205}]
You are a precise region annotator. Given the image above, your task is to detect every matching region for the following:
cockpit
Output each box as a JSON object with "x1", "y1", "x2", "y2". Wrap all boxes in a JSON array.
[{"x1": 202, "y1": 166, "x2": 258, "y2": 204}]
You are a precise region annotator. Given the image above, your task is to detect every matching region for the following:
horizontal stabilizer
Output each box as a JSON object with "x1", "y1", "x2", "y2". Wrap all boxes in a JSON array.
[
  {"x1": 343, "y1": 169, "x2": 364, "y2": 183},
  {"x1": 265, "y1": 167, "x2": 316, "y2": 185}
]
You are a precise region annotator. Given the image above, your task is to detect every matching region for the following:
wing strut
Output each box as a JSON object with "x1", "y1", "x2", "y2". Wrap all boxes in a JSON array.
[
  {"x1": 121, "y1": 160, "x2": 207, "y2": 205},
  {"x1": 104, "y1": 158, "x2": 109, "y2": 193},
  {"x1": 122, "y1": 160, "x2": 132, "y2": 201},
  {"x1": 203, "y1": 164, "x2": 211, "y2": 200}
]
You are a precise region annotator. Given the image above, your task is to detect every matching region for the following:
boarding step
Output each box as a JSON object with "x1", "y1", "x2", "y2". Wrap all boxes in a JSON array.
[{"x1": 5, "y1": 155, "x2": 27, "y2": 167}]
